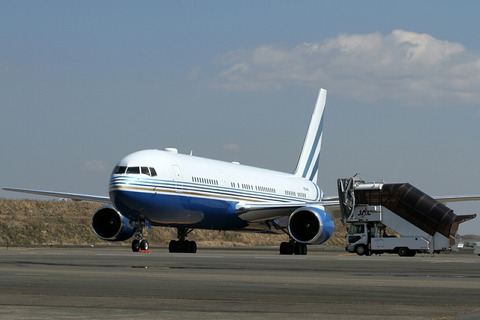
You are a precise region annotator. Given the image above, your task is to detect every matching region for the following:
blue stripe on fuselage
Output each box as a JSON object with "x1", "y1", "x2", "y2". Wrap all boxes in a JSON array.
[
  {"x1": 110, "y1": 189, "x2": 249, "y2": 230},
  {"x1": 109, "y1": 175, "x2": 309, "y2": 203}
]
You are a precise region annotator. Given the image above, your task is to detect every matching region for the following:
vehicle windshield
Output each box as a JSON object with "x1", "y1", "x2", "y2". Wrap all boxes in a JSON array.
[{"x1": 348, "y1": 224, "x2": 365, "y2": 235}]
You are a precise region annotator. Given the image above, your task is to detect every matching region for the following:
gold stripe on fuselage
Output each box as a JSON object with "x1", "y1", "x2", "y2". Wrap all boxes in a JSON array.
[{"x1": 109, "y1": 184, "x2": 271, "y2": 203}]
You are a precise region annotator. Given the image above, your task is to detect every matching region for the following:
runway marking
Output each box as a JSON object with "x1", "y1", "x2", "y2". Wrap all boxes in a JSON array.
[
  {"x1": 426, "y1": 259, "x2": 478, "y2": 264},
  {"x1": 337, "y1": 257, "x2": 389, "y2": 261},
  {"x1": 336, "y1": 253, "x2": 355, "y2": 256},
  {"x1": 172, "y1": 254, "x2": 225, "y2": 259},
  {"x1": 255, "y1": 256, "x2": 307, "y2": 260},
  {"x1": 14, "y1": 273, "x2": 48, "y2": 277},
  {"x1": 95, "y1": 253, "x2": 148, "y2": 258}
]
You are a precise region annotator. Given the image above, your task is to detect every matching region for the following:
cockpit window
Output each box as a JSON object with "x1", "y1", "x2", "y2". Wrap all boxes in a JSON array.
[
  {"x1": 113, "y1": 166, "x2": 127, "y2": 174},
  {"x1": 150, "y1": 167, "x2": 157, "y2": 176},
  {"x1": 113, "y1": 166, "x2": 157, "y2": 176},
  {"x1": 126, "y1": 167, "x2": 140, "y2": 174}
]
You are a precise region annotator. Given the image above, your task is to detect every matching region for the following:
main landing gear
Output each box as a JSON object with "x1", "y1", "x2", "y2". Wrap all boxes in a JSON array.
[
  {"x1": 271, "y1": 220, "x2": 308, "y2": 255},
  {"x1": 279, "y1": 240, "x2": 308, "y2": 255},
  {"x1": 131, "y1": 218, "x2": 150, "y2": 253},
  {"x1": 169, "y1": 227, "x2": 197, "y2": 253}
]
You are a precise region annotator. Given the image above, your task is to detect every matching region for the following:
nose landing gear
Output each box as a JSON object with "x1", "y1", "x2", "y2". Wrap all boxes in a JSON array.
[
  {"x1": 130, "y1": 218, "x2": 151, "y2": 253},
  {"x1": 132, "y1": 238, "x2": 149, "y2": 252}
]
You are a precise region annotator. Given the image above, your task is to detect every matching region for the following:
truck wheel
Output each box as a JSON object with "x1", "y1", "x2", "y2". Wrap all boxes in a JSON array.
[
  {"x1": 398, "y1": 247, "x2": 408, "y2": 256},
  {"x1": 355, "y1": 245, "x2": 366, "y2": 256}
]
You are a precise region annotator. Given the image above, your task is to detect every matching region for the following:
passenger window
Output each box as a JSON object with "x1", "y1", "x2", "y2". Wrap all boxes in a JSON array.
[
  {"x1": 126, "y1": 167, "x2": 140, "y2": 174},
  {"x1": 141, "y1": 167, "x2": 150, "y2": 175}
]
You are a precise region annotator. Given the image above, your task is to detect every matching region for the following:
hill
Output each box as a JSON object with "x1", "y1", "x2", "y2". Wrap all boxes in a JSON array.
[{"x1": 0, "y1": 199, "x2": 345, "y2": 248}]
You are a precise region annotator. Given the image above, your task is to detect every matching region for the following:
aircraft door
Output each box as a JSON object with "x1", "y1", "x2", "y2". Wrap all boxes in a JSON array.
[{"x1": 172, "y1": 165, "x2": 183, "y2": 192}]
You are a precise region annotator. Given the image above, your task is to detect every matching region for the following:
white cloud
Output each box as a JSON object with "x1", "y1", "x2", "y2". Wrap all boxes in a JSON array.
[{"x1": 214, "y1": 30, "x2": 480, "y2": 107}]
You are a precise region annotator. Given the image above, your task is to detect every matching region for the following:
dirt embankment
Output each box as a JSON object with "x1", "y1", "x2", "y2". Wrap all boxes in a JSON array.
[{"x1": 0, "y1": 199, "x2": 346, "y2": 248}]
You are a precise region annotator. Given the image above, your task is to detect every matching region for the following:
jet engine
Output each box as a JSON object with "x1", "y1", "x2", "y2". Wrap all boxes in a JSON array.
[
  {"x1": 91, "y1": 205, "x2": 136, "y2": 241},
  {"x1": 288, "y1": 206, "x2": 334, "y2": 244}
]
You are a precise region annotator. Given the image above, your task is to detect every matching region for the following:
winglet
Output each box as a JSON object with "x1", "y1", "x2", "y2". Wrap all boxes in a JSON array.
[{"x1": 294, "y1": 88, "x2": 327, "y2": 182}]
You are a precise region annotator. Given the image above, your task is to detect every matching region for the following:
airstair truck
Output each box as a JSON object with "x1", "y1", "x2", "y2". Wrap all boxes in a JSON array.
[{"x1": 338, "y1": 177, "x2": 476, "y2": 257}]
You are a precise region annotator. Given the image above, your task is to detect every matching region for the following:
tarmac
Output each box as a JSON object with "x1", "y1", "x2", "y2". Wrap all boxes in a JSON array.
[{"x1": 0, "y1": 246, "x2": 479, "y2": 320}]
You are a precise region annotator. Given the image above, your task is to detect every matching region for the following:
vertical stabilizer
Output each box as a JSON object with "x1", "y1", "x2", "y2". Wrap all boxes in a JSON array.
[{"x1": 294, "y1": 88, "x2": 327, "y2": 182}]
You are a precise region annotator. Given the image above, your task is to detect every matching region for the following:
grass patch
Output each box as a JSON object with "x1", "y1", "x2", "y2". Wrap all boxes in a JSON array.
[{"x1": 0, "y1": 199, "x2": 346, "y2": 247}]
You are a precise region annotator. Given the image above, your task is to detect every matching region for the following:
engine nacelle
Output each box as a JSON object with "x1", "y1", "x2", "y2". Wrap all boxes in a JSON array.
[
  {"x1": 288, "y1": 206, "x2": 334, "y2": 245},
  {"x1": 91, "y1": 205, "x2": 136, "y2": 241}
]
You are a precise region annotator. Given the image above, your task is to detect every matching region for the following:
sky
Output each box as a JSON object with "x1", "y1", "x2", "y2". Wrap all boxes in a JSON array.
[{"x1": 1, "y1": 1, "x2": 480, "y2": 235}]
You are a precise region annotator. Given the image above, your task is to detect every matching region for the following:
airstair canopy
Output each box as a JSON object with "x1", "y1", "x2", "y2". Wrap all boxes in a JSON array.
[{"x1": 338, "y1": 178, "x2": 476, "y2": 239}]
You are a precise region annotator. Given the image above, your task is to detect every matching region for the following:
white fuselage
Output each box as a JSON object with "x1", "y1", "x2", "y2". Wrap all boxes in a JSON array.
[{"x1": 109, "y1": 149, "x2": 322, "y2": 230}]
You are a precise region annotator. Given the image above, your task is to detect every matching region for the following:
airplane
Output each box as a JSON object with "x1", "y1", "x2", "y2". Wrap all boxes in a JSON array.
[{"x1": 4, "y1": 88, "x2": 480, "y2": 255}]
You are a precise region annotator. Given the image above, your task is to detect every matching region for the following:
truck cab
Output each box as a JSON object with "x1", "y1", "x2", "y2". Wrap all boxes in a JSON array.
[{"x1": 346, "y1": 222, "x2": 370, "y2": 255}]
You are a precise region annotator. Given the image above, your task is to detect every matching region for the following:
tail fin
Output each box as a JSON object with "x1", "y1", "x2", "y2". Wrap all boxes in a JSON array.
[{"x1": 294, "y1": 88, "x2": 327, "y2": 182}]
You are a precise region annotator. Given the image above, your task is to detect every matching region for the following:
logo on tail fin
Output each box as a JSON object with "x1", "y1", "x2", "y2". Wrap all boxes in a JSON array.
[{"x1": 294, "y1": 88, "x2": 327, "y2": 182}]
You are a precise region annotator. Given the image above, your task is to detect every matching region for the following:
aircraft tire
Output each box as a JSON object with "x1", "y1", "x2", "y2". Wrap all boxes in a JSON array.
[
  {"x1": 188, "y1": 241, "x2": 197, "y2": 253},
  {"x1": 140, "y1": 239, "x2": 149, "y2": 251},
  {"x1": 169, "y1": 240, "x2": 197, "y2": 253},
  {"x1": 279, "y1": 242, "x2": 292, "y2": 255},
  {"x1": 294, "y1": 243, "x2": 307, "y2": 255},
  {"x1": 132, "y1": 239, "x2": 140, "y2": 252},
  {"x1": 169, "y1": 240, "x2": 177, "y2": 253}
]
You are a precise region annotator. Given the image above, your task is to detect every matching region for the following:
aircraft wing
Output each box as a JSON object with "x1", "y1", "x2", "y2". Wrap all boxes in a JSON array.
[
  {"x1": 4, "y1": 187, "x2": 479, "y2": 221},
  {"x1": 236, "y1": 194, "x2": 480, "y2": 223},
  {"x1": 433, "y1": 195, "x2": 480, "y2": 204},
  {"x1": 236, "y1": 199, "x2": 340, "y2": 222},
  {"x1": 3, "y1": 188, "x2": 111, "y2": 203}
]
